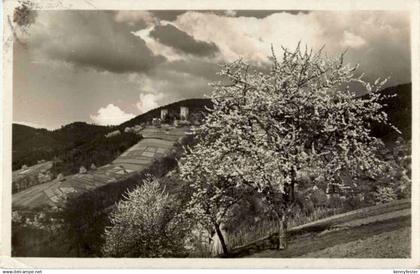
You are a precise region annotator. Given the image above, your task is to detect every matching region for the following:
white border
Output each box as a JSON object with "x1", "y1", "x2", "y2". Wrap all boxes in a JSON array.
[{"x1": 2, "y1": 0, "x2": 419, "y2": 269}]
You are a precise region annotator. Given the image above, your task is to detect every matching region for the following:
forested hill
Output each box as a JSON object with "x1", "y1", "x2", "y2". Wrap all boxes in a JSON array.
[
  {"x1": 373, "y1": 83, "x2": 411, "y2": 140},
  {"x1": 12, "y1": 122, "x2": 111, "y2": 170}
]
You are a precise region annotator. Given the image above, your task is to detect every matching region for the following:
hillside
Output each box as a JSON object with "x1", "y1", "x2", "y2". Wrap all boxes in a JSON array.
[
  {"x1": 12, "y1": 122, "x2": 110, "y2": 170},
  {"x1": 52, "y1": 122, "x2": 112, "y2": 147},
  {"x1": 12, "y1": 126, "x2": 193, "y2": 257},
  {"x1": 12, "y1": 124, "x2": 66, "y2": 170},
  {"x1": 372, "y1": 83, "x2": 411, "y2": 140},
  {"x1": 230, "y1": 199, "x2": 411, "y2": 258}
]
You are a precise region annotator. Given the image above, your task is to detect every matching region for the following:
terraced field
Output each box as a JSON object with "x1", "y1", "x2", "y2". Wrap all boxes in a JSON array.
[
  {"x1": 12, "y1": 126, "x2": 191, "y2": 210},
  {"x1": 12, "y1": 161, "x2": 53, "y2": 180},
  {"x1": 12, "y1": 161, "x2": 53, "y2": 193}
]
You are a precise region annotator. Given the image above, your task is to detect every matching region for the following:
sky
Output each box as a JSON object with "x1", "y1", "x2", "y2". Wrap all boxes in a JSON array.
[{"x1": 13, "y1": 10, "x2": 411, "y2": 129}]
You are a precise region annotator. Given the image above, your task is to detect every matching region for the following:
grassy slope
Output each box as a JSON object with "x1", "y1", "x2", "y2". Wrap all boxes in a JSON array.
[
  {"x1": 249, "y1": 215, "x2": 410, "y2": 258},
  {"x1": 243, "y1": 200, "x2": 411, "y2": 258},
  {"x1": 299, "y1": 226, "x2": 410, "y2": 258}
]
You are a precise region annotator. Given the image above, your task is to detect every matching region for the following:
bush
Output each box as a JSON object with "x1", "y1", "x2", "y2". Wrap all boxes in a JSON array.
[
  {"x1": 309, "y1": 188, "x2": 328, "y2": 208},
  {"x1": 59, "y1": 138, "x2": 191, "y2": 257},
  {"x1": 102, "y1": 176, "x2": 189, "y2": 257},
  {"x1": 374, "y1": 186, "x2": 398, "y2": 204}
]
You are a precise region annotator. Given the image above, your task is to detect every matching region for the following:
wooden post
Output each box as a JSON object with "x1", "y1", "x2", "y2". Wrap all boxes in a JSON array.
[
  {"x1": 278, "y1": 214, "x2": 288, "y2": 250},
  {"x1": 278, "y1": 178, "x2": 294, "y2": 250}
]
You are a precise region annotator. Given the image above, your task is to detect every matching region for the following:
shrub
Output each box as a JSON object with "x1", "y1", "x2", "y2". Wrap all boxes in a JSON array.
[
  {"x1": 57, "y1": 136, "x2": 193, "y2": 257},
  {"x1": 102, "y1": 176, "x2": 189, "y2": 257},
  {"x1": 374, "y1": 186, "x2": 398, "y2": 204}
]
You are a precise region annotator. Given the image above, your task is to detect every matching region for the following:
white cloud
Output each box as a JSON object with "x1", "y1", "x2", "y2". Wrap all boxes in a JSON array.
[
  {"x1": 129, "y1": 68, "x2": 212, "y2": 107},
  {"x1": 136, "y1": 93, "x2": 163, "y2": 114},
  {"x1": 224, "y1": 10, "x2": 237, "y2": 17},
  {"x1": 114, "y1": 11, "x2": 157, "y2": 26},
  {"x1": 134, "y1": 25, "x2": 184, "y2": 62},
  {"x1": 340, "y1": 31, "x2": 366, "y2": 49},
  {"x1": 90, "y1": 104, "x2": 135, "y2": 125},
  {"x1": 168, "y1": 11, "x2": 410, "y2": 85},
  {"x1": 171, "y1": 11, "x2": 323, "y2": 65}
]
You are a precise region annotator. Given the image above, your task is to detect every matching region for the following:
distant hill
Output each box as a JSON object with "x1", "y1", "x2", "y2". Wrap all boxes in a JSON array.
[
  {"x1": 12, "y1": 122, "x2": 110, "y2": 170},
  {"x1": 13, "y1": 124, "x2": 64, "y2": 170},
  {"x1": 52, "y1": 122, "x2": 112, "y2": 148},
  {"x1": 371, "y1": 83, "x2": 411, "y2": 141}
]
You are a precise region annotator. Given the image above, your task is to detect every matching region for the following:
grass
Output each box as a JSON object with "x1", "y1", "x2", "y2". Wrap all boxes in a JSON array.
[
  {"x1": 227, "y1": 207, "x2": 344, "y2": 249},
  {"x1": 299, "y1": 226, "x2": 410, "y2": 258},
  {"x1": 248, "y1": 211, "x2": 411, "y2": 258}
]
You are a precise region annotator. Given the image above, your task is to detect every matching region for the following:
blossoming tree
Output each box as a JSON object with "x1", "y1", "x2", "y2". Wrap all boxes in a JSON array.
[
  {"x1": 180, "y1": 44, "x2": 398, "y2": 252},
  {"x1": 102, "y1": 176, "x2": 188, "y2": 257}
]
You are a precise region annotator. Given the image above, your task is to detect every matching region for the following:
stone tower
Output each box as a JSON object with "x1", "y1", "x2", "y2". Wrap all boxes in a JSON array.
[
  {"x1": 161, "y1": 109, "x2": 168, "y2": 120},
  {"x1": 180, "y1": 106, "x2": 189, "y2": 120}
]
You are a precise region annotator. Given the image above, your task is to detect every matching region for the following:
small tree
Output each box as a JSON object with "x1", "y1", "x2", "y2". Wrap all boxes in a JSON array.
[
  {"x1": 179, "y1": 142, "x2": 249, "y2": 256},
  {"x1": 181, "y1": 44, "x2": 397, "y2": 250},
  {"x1": 102, "y1": 176, "x2": 188, "y2": 257}
]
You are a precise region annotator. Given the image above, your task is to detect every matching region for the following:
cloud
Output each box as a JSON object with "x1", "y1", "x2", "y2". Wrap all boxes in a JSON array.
[
  {"x1": 150, "y1": 10, "x2": 187, "y2": 21},
  {"x1": 136, "y1": 93, "x2": 163, "y2": 114},
  {"x1": 150, "y1": 24, "x2": 219, "y2": 57},
  {"x1": 162, "y1": 58, "x2": 220, "y2": 80},
  {"x1": 14, "y1": 10, "x2": 411, "y2": 130},
  {"x1": 114, "y1": 10, "x2": 187, "y2": 25},
  {"x1": 24, "y1": 11, "x2": 165, "y2": 73},
  {"x1": 134, "y1": 25, "x2": 184, "y2": 62},
  {"x1": 224, "y1": 10, "x2": 237, "y2": 17},
  {"x1": 171, "y1": 11, "x2": 323, "y2": 65},
  {"x1": 234, "y1": 10, "x2": 309, "y2": 18},
  {"x1": 128, "y1": 68, "x2": 212, "y2": 108},
  {"x1": 114, "y1": 11, "x2": 156, "y2": 28},
  {"x1": 90, "y1": 104, "x2": 135, "y2": 125},
  {"x1": 311, "y1": 11, "x2": 410, "y2": 83},
  {"x1": 340, "y1": 31, "x2": 366, "y2": 49},
  {"x1": 171, "y1": 10, "x2": 410, "y2": 84}
]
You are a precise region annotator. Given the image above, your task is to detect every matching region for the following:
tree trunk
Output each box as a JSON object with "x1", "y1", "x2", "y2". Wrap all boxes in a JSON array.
[
  {"x1": 278, "y1": 179, "x2": 294, "y2": 250},
  {"x1": 278, "y1": 214, "x2": 288, "y2": 250},
  {"x1": 214, "y1": 223, "x2": 229, "y2": 257}
]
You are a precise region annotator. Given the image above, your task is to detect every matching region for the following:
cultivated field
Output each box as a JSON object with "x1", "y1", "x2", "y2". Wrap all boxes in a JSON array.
[{"x1": 12, "y1": 126, "x2": 190, "y2": 209}]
